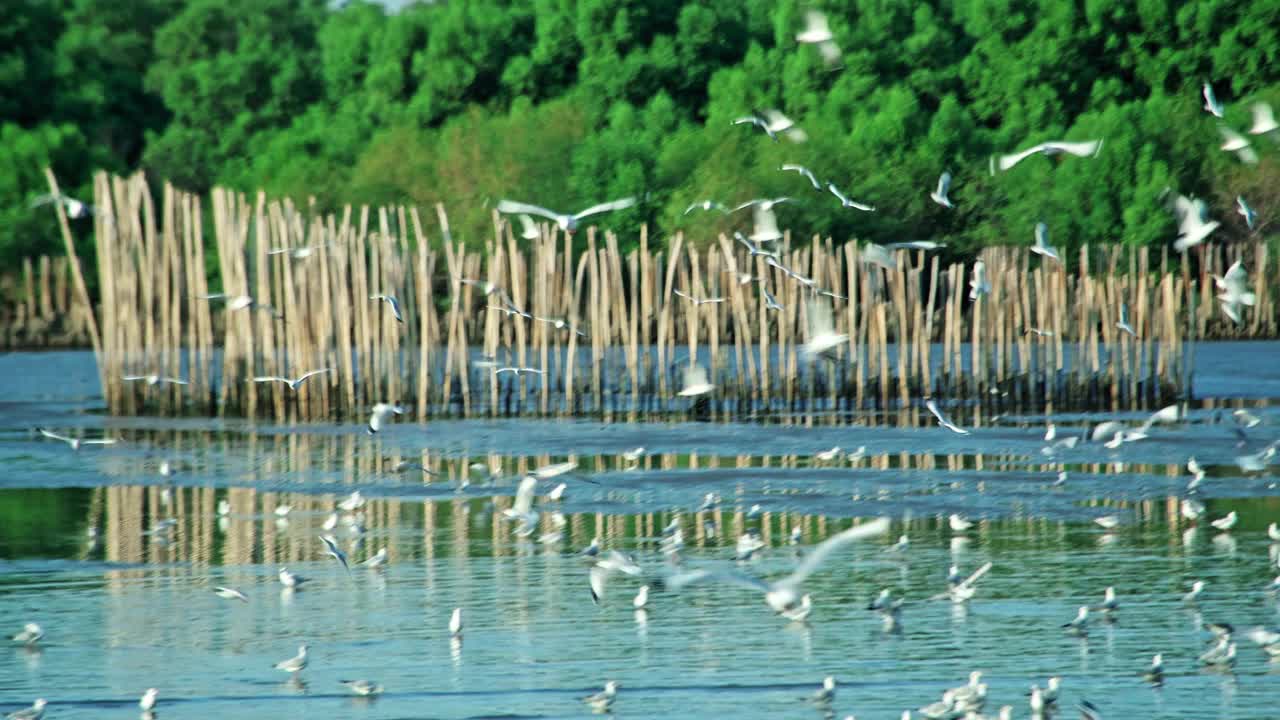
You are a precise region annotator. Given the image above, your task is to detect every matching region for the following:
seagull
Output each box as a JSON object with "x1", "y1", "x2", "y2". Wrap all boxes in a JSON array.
[
  {"x1": 633, "y1": 585, "x2": 650, "y2": 609},
  {"x1": 929, "y1": 172, "x2": 954, "y2": 208},
  {"x1": 449, "y1": 607, "x2": 463, "y2": 637},
  {"x1": 31, "y1": 192, "x2": 94, "y2": 218},
  {"x1": 803, "y1": 299, "x2": 848, "y2": 362},
  {"x1": 968, "y1": 260, "x2": 990, "y2": 299},
  {"x1": 736, "y1": 530, "x2": 766, "y2": 561},
  {"x1": 502, "y1": 475, "x2": 539, "y2": 536},
  {"x1": 4, "y1": 699, "x2": 47, "y2": 720},
  {"x1": 926, "y1": 400, "x2": 970, "y2": 435},
  {"x1": 1094, "y1": 515, "x2": 1120, "y2": 531},
  {"x1": 533, "y1": 316, "x2": 587, "y2": 336},
  {"x1": 369, "y1": 294, "x2": 403, "y2": 323},
  {"x1": 1096, "y1": 587, "x2": 1119, "y2": 617},
  {"x1": 267, "y1": 243, "x2": 330, "y2": 260},
  {"x1": 278, "y1": 567, "x2": 309, "y2": 589},
  {"x1": 827, "y1": 181, "x2": 876, "y2": 211},
  {"x1": 122, "y1": 374, "x2": 188, "y2": 386},
  {"x1": 495, "y1": 197, "x2": 636, "y2": 232},
  {"x1": 663, "y1": 517, "x2": 889, "y2": 616},
  {"x1": 1169, "y1": 194, "x2": 1220, "y2": 252},
  {"x1": 533, "y1": 461, "x2": 578, "y2": 480},
  {"x1": 367, "y1": 402, "x2": 404, "y2": 434},
  {"x1": 1268, "y1": 522, "x2": 1280, "y2": 542},
  {"x1": 673, "y1": 289, "x2": 725, "y2": 306},
  {"x1": 252, "y1": 368, "x2": 331, "y2": 390},
  {"x1": 320, "y1": 535, "x2": 351, "y2": 575},
  {"x1": 949, "y1": 514, "x2": 973, "y2": 532},
  {"x1": 1215, "y1": 260, "x2": 1256, "y2": 325},
  {"x1": 885, "y1": 534, "x2": 909, "y2": 553},
  {"x1": 201, "y1": 293, "x2": 284, "y2": 319},
  {"x1": 1235, "y1": 445, "x2": 1276, "y2": 472},
  {"x1": 1203, "y1": 82, "x2": 1225, "y2": 117},
  {"x1": 677, "y1": 364, "x2": 715, "y2": 397},
  {"x1": 1199, "y1": 637, "x2": 1236, "y2": 668},
  {"x1": 340, "y1": 679, "x2": 384, "y2": 696},
  {"x1": 495, "y1": 366, "x2": 545, "y2": 377},
  {"x1": 1220, "y1": 125, "x2": 1258, "y2": 164},
  {"x1": 1062, "y1": 605, "x2": 1090, "y2": 636},
  {"x1": 734, "y1": 108, "x2": 806, "y2": 143},
  {"x1": 919, "y1": 691, "x2": 958, "y2": 720},
  {"x1": 990, "y1": 139, "x2": 1103, "y2": 173},
  {"x1": 795, "y1": 10, "x2": 841, "y2": 65},
  {"x1": 1115, "y1": 303, "x2": 1135, "y2": 337},
  {"x1": 949, "y1": 671, "x2": 987, "y2": 713},
  {"x1": 762, "y1": 288, "x2": 784, "y2": 312},
  {"x1": 214, "y1": 586, "x2": 249, "y2": 602},
  {"x1": 750, "y1": 204, "x2": 783, "y2": 243},
  {"x1": 887, "y1": 240, "x2": 947, "y2": 251},
  {"x1": 1183, "y1": 580, "x2": 1206, "y2": 604},
  {"x1": 274, "y1": 644, "x2": 308, "y2": 674},
  {"x1": 582, "y1": 681, "x2": 619, "y2": 712},
  {"x1": 1250, "y1": 101, "x2": 1278, "y2": 135},
  {"x1": 36, "y1": 427, "x2": 117, "y2": 450},
  {"x1": 861, "y1": 242, "x2": 897, "y2": 270},
  {"x1": 1246, "y1": 627, "x2": 1280, "y2": 657},
  {"x1": 515, "y1": 213, "x2": 540, "y2": 240},
  {"x1": 11, "y1": 623, "x2": 43, "y2": 646},
  {"x1": 780, "y1": 164, "x2": 823, "y2": 190},
  {"x1": 1031, "y1": 222, "x2": 1060, "y2": 262},
  {"x1": 1142, "y1": 653, "x2": 1164, "y2": 684},
  {"x1": 1211, "y1": 511, "x2": 1237, "y2": 532},
  {"x1": 736, "y1": 231, "x2": 779, "y2": 258},
  {"x1": 807, "y1": 676, "x2": 837, "y2": 706},
  {"x1": 590, "y1": 551, "x2": 644, "y2": 603},
  {"x1": 363, "y1": 548, "x2": 388, "y2": 568},
  {"x1": 1237, "y1": 196, "x2": 1257, "y2": 230},
  {"x1": 139, "y1": 689, "x2": 158, "y2": 713},
  {"x1": 684, "y1": 200, "x2": 730, "y2": 215},
  {"x1": 1181, "y1": 498, "x2": 1206, "y2": 522}
]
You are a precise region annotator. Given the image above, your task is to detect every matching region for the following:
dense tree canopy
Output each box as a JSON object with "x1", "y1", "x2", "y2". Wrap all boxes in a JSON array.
[{"x1": 4, "y1": 0, "x2": 1278, "y2": 266}]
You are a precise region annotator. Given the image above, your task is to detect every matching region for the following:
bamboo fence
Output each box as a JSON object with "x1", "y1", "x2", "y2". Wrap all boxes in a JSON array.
[{"x1": 42, "y1": 171, "x2": 1280, "y2": 420}]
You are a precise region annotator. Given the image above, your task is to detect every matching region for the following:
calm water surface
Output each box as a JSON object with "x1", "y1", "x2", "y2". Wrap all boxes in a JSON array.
[{"x1": 2, "y1": 349, "x2": 1280, "y2": 719}]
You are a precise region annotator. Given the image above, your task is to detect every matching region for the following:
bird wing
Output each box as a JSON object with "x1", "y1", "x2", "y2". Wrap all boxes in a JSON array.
[
  {"x1": 1035, "y1": 222, "x2": 1050, "y2": 248},
  {"x1": 496, "y1": 200, "x2": 561, "y2": 222},
  {"x1": 122, "y1": 375, "x2": 146, "y2": 381},
  {"x1": 161, "y1": 377, "x2": 189, "y2": 385},
  {"x1": 517, "y1": 214, "x2": 539, "y2": 238},
  {"x1": 936, "y1": 172, "x2": 951, "y2": 197},
  {"x1": 1251, "y1": 102, "x2": 1277, "y2": 133},
  {"x1": 512, "y1": 475, "x2": 537, "y2": 516},
  {"x1": 806, "y1": 298, "x2": 837, "y2": 338},
  {"x1": 1048, "y1": 140, "x2": 1103, "y2": 157},
  {"x1": 926, "y1": 400, "x2": 958, "y2": 430},
  {"x1": 252, "y1": 376, "x2": 289, "y2": 384},
  {"x1": 81, "y1": 438, "x2": 118, "y2": 446},
  {"x1": 780, "y1": 164, "x2": 820, "y2": 189},
  {"x1": 826, "y1": 182, "x2": 848, "y2": 203},
  {"x1": 802, "y1": 10, "x2": 830, "y2": 37},
  {"x1": 35, "y1": 427, "x2": 68, "y2": 444},
  {"x1": 673, "y1": 289, "x2": 692, "y2": 301},
  {"x1": 957, "y1": 561, "x2": 993, "y2": 590},
  {"x1": 996, "y1": 145, "x2": 1043, "y2": 171},
  {"x1": 663, "y1": 566, "x2": 771, "y2": 593},
  {"x1": 573, "y1": 196, "x2": 637, "y2": 220},
  {"x1": 752, "y1": 205, "x2": 781, "y2": 241},
  {"x1": 297, "y1": 368, "x2": 332, "y2": 382},
  {"x1": 780, "y1": 517, "x2": 891, "y2": 588}
]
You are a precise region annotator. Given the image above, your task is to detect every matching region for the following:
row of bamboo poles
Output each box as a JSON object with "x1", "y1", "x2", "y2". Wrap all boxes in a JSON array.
[
  {"x1": 0, "y1": 254, "x2": 96, "y2": 348},
  {"x1": 76, "y1": 171, "x2": 1274, "y2": 420}
]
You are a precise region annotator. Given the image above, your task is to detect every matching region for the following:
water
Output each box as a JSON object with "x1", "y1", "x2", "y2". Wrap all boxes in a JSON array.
[{"x1": 2, "y1": 348, "x2": 1280, "y2": 719}]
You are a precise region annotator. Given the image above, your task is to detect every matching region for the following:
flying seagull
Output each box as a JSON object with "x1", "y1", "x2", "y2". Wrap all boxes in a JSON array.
[
  {"x1": 968, "y1": 260, "x2": 990, "y2": 299},
  {"x1": 495, "y1": 197, "x2": 636, "y2": 232},
  {"x1": 887, "y1": 241, "x2": 946, "y2": 251},
  {"x1": 252, "y1": 368, "x2": 331, "y2": 391},
  {"x1": 664, "y1": 517, "x2": 890, "y2": 616},
  {"x1": 684, "y1": 200, "x2": 730, "y2": 215},
  {"x1": 802, "y1": 299, "x2": 847, "y2": 362},
  {"x1": 1215, "y1": 260, "x2": 1256, "y2": 325},
  {"x1": 930, "y1": 172, "x2": 954, "y2": 208},
  {"x1": 990, "y1": 139, "x2": 1103, "y2": 174},
  {"x1": 926, "y1": 399, "x2": 970, "y2": 435},
  {"x1": 1250, "y1": 101, "x2": 1278, "y2": 135},
  {"x1": 1237, "y1": 196, "x2": 1257, "y2": 230},
  {"x1": 214, "y1": 586, "x2": 249, "y2": 602},
  {"x1": 37, "y1": 427, "x2": 117, "y2": 450},
  {"x1": 274, "y1": 644, "x2": 308, "y2": 674},
  {"x1": 1116, "y1": 302, "x2": 1136, "y2": 337},
  {"x1": 827, "y1": 181, "x2": 875, "y2": 211},
  {"x1": 201, "y1": 293, "x2": 284, "y2": 320},
  {"x1": 1169, "y1": 192, "x2": 1220, "y2": 251},
  {"x1": 733, "y1": 109, "x2": 806, "y2": 143},
  {"x1": 1203, "y1": 82, "x2": 1224, "y2": 117},
  {"x1": 370, "y1": 294, "x2": 403, "y2": 323},
  {"x1": 1220, "y1": 125, "x2": 1258, "y2": 164},
  {"x1": 515, "y1": 213, "x2": 540, "y2": 240},
  {"x1": 367, "y1": 402, "x2": 404, "y2": 434},
  {"x1": 31, "y1": 193, "x2": 94, "y2": 218},
  {"x1": 780, "y1": 164, "x2": 823, "y2": 190},
  {"x1": 861, "y1": 243, "x2": 896, "y2": 270},
  {"x1": 678, "y1": 364, "x2": 715, "y2": 397},
  {"x1": 122, "y1": 374, "x2": 188, "y2": 386},
  {"x1": 750, "y1": 204, "x2": 783, "y2": 243},
  {"x1": 673, "y1": 289, "x2": 725, "y2": 307},
  {"x1": 1031, "y1": 221, "x2": 1060, "y2": 262},
  {"x1": 495, "y1": 366, "x2": 545, "y2": 377},
  {"x1": 267, "y1": 244, "x2": 327, "y2": 260},
  {"x1": 501, "y1": 475, "x2": 539, "y2": 536},
  {"x1": 795, "y1": 10, "x2": 841, "y2": 65},
  {"x1": 319, "y1": 534, "x2": 351, "y2": 575}
]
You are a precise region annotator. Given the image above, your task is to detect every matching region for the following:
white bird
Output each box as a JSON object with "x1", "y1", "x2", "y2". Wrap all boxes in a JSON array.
[
  {"x1": 533, "y1": 316, "x2": 586, "y2": 336},
  {"x1": 678, "y1": 364, "x2": 715, "y2": 397},
  {"x1": 1215, "y1": 260, "x2": 1256, "y2": 325},
  {"x1": 4, "y1": 699, "x2": 47, "y2": 720},
  {"x1": 589, "y1": 551, "x2": 644, "y2": 604},
  {"x1": 1203, "y1": 82, "x2": 1224, "y2": 117},
  {"x1": 495, "y1": 366, "x2": 546, "y2": 377},
  {"x1": 31, "y1": 192, "x2": 94, "y2": 218},
  {"x1": 1170, "y1": 192, "x2": 1221, "y2": 252},
  {"x1": 252, "y1": 368, "x2": 331, "y2": 391},
  {"x1": 547, "y1": 482, "x2": 567, "y2": 500},
  {"x1": 803, "y1": 299, "x2": 848, "y2": 361},
  {"x1": 1094, "y1": 515, "x2": 1120, "y2": 531},
  {"x1": 217, "y1": 499, "x2": 231, "y2": 516},
  {"x1": 949, "y1": 514, "x2": 973, "y2": 532},
  {"x1": 1236, "y1": 445, "x2": 1277, "y2": 473},
  {"x1": 267, "y1": 243, "x2": 328, "y2": 260},
  {"x1": 274, "y1": 644, "x2": 308, "y2": 674},
  {"x1": 502, "y1": 475, "x2": 539, "y2": 536},
  {"x1": 139, "y1": 689, "x2": 158, "y2": 712},
  {"x1": 1245, "y1": 627, "x2": 1280, "y2": 656},
  {"x1": 1268, "y1": 522, "x2": 1280, "y2": 542},
  {"x1": 1249, "y1": 101, "x2": 1278, "y2": 135},
  {"x1": 278, "y1": 567, "x2": 309, "y2": 589},
  {"x1": 11, "y1": 623, "x2": 43, "y2": 646},
  {"x1": 736, "y1": 531, "x2": 766, "y2": 561},
  {"x1": 122, "y1": 373, "x2": 188, "y2": 386},
  {"x1": 1237, "y1": 196, "x2": 1258, "y2": 230},
  {"x1": 1031, "y1": 221, "x2": 1060, "y2": 262},
  {"x1": 750, "y1": 203, "x2": 783, "y2": 244},
  {"x1": 36, "y1": 427, "x2": 117, "y2": 450},
  {"x1": 515, "y1": 213, "x2": 540, "y2": 240},
  {"x1": 861, "y1": 242, "x2": 897, "y2": 270},
  {"x1": 927, "y1": 400, "x2": 970, "y2": 435},
  {"x1": 673, "y1": 289, "x2": 725, "y2": 306},
  {"x1": 683, "y1": 199, "x2": 730, "y2": 215},
  {"x1": 663, "y1": 517, "x2": 890, "y2": 616},
  {"x1": 363, "y1": 548, "x2": 388, "y2": 568},
  {"x1": 1181, "y1": 497, "x2": 1206, "y2": 522},
  {"x1": 1211, "y1": 511, "x2": 1237, "y2": 532},
  {"x1": 340, "y1": 679, "x2": 384, "y2": 696},
  {"x1": 888, "y1": 240, "x2": 947, "y2": 251},
  {"x1": 1142, "y1": 653, "x2": 1164, "y2": 684},
  {"x1": 1199, "y1": 637, "x2": 1236, "y2": 667},
  {"x1": 1220, "y1": 125, "x2": 1258, "y2": 164},
  {"x1": 201, "y1": 292, "x2": 284, "y2": 319},
  {"x1": 929, "y1": 171, "x2": 954, "y2": 208},
  {"x1": 919, "y1": 691, "x2": 958, "y2": 720},
  {"x1": 449, "y1": 607, "x2": 463, "y2": 637},
  {"x1": 633, "y1": 584, "x2": 650, "y2": 609},
  {"x1": 1062, "y1": 605, "x2": 1090, "y2": 635},
  {"x1": 779, "y1": 163, "x2": 823, "y2": 190},
  {"x1": 338, "y1": 491, "x2": 365, "y2": 512},
  {"x1": 807, "y1": 676, "x2": 837, "y2": 706},
  {"x1": 827, "y1": 181, "x2": 876, "y2": 212},
  {"x1": 734, "y1": 109, "x2": 806, "y2": 143},
  {"x1": 1115, "y1": 302, "x2": 1136, "y2": 337},
  {"x1": 367, "y1": 402, "x2": 405, "y2": 434},
  {"x1": 990, "y1": 139, "x2": 1103, "y2": 173},
  {"x1": 582, "y1": 681, "x2": 619, "y2": 712},
  {"x1": 968, "y1": 260, "x2": 990, "y2": 299},
  {"x1": 885, "y1": 534, "x2": 909, "y2": 553},
  {"x1": 1097, "y1": 587, "x2": 1119, "y2": 615},
  {"x1": 369, "y1": 294, "x2": 403, "y2": 323},
  {"x1": 459, "y1": 278, "x2": 508, "y2": 301},
  {"x1": 1183, "y1": 579, "x2": 1205, "y2": 604},
  {"x1": 495, "y1": 197, "x2": 636, "y2": 232},
  {"x1": 796, "y1": 11, "x2": 841, "y2": 65},
  {"x1": 274, "y1": 504, "x2": 293, "y2": 517},
  {"x1": 320, "y1": 535, "x2": 351, "y2": 575},
  {"x1": 214, "y1": 586, "x2": 248, "y2": 602}
]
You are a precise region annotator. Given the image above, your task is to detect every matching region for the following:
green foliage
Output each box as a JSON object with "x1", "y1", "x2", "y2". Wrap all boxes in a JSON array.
[{"x1": 4, "y1": 0, "x2": 1280, "y2": 267}]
